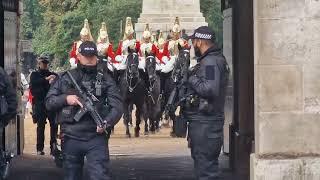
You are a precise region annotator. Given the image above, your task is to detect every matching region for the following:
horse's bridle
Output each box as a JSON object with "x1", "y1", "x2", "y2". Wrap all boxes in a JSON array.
[
  {"x1": 146, "y1": 56, "x2": 157, "y2": 90},
  {"x1": 146, "y1": 55, "x2": 157, "y2": 104},
  {"x1": 126, "y1": 53, "x2": 140, "y2": 93},
  {"x1": 172, "y1": 49, "x2": 190, "y2": 83}
]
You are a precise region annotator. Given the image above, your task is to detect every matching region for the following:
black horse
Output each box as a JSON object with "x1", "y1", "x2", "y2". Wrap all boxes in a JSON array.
[
  {"x1": 145, "y1": 52, "x2": 162, "y2": 134},
  {"x1": 119, "y1": 48, "x2": 147, "y2": 138},
  {"x1": 161, "y1": 44, "x2": 190, "y2": 137}
]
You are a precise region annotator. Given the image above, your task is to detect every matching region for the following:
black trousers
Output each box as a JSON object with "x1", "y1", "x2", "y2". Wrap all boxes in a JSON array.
[
  {"x1": 188, "y1": 120, "x2": 223, "y2": 180},
  {"x1": 33, "y1": 102, "x2": 58, "y2": 151},
  {"x1": 62, "y1": 135, "x2": 111, "y2": 180},
  {"x1": 0, "y1": 126, "x2": 3, "y2": 150},
  {"x1": 0, "y1": 126, "x2": 8, "y2": 168},
  {"x1": 160, "y1": 72, "x2": 170, "y2": 94}
]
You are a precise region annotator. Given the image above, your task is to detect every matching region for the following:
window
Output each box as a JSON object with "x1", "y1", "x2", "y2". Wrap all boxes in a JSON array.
[
  {"x1": 2, "y1": 0, "x2": 19, "y2": 12},
  {"x1": 221, "y1": 0, "x2": 232, "y2": 11}
]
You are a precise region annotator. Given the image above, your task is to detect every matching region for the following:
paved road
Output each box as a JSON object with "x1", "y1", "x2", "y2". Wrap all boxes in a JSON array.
[
  {"x1": 9, "y1": 111, "x2": 235, "y2": 180},
  {"x1": 9, "y1": 154, "x2": 234, "y2": 180}
]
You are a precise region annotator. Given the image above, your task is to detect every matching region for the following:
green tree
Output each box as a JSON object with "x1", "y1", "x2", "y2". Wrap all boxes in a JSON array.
[
  {"x1": 28, "y1": 0, "x2": 222, "y2": 70},
  {"x1": 34, "y1": 0, "x2": 142, "y2": 69},
  {"x1": 21, "y1": 0, "x2": 44, "y2": 39},
  {"x1": 200, "y1": 0, "x2": 223, "y2": 46}
]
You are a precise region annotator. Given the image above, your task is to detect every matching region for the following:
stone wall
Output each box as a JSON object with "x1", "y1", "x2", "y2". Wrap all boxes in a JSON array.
[
  {"x1": 4, "y1": 11, "x2": 19, "y2": 154},
  {"x1": 223, "y1": 8, "x2": 233, "y2": 154},
  {"x1": 252, "y1": 0, "x2": 320, "y2": 179}
]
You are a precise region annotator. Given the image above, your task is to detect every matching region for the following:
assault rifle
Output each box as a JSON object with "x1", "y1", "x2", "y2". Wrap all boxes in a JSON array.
[
  {"x1": 164, "y1": 58, "x2": 191, "y2": 118},
  {"x1": 66, "y1": 71, "x2": 107, "y2": 132}
]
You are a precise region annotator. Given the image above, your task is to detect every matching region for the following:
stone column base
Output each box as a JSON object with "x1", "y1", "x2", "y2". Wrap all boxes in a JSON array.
[{"x1": 250, "y1": 154, "x2": 320, "y2": 180}]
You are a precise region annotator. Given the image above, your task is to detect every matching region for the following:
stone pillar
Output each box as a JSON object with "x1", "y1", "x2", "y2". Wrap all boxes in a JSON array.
[
  {"x1": 222, "y1": 8, "x2": 233, "y2": 154},
  {"x1": 4, "y1": 10, "x2": 19, "y2": 154},
  {"x1": 135, "y1": 0, "x2": 207, "y2": 40},
  {"x1": 252, "y1": 0, "x2": 320, "y2": 179}
]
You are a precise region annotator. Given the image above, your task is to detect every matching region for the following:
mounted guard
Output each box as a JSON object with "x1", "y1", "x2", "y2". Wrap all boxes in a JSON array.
[
  {"x1": 141, "y1": 24, "x2": 157, "y2": 56},
  {"x1": 168, "y1": 17, "x2": 189, "y2": 57},
  {"x1": 97, "y1": 22, "x2": 114, "y2": 61},
  {"x1": 115, "y1": 17, "x2": 141, "y2": 70},
  {"x1": 69, "y1": 19, "x2": 94, "y2": 69},
  {"x1": 96, "y1": 22, "x2": 116, "y2": 72},
  {"x1": 140, "y1": 23, "x2": 158, "y2": 71},
  {"x1": 155, "y1": 32, "x2": 171, "y2": 71}
]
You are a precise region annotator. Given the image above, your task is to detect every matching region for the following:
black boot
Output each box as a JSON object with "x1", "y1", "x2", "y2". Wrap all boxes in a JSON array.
[
  {"x1": 0, "y1": 150, "x2": 13, "y2": 179},
  {"x1": 51, "y1": 143, "x2": 63, "y2": 168}
]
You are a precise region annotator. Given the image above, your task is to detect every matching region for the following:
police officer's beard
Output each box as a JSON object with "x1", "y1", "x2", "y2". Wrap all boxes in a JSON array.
[
  {"x1": 77, "y1": 63, "x2": 97, "y2": 74},
  {"x1": 194, "y1": 46, "x2": 202, "y2": 58}
]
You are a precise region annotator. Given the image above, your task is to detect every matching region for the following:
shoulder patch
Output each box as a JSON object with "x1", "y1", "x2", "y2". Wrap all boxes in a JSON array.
[{"x1": 206, "y1": 65, "x2": 215, "y2": 80}]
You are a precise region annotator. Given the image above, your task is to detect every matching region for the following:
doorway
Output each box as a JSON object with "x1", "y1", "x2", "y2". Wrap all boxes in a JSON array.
[{"x1": 222, "y1": 0, "x2": 254, "y2": 179}]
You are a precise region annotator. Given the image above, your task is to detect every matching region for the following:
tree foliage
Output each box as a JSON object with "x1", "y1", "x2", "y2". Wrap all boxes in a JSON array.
[
  {"x1": 21, "y1": 0, "x2": 44, "y2": 39},
  {"x1": 200, "y1": 0, "x2": 223, "y2": 46},
  {"x1": 21, "y1": 0, "x2": 222, "y2": 70}
]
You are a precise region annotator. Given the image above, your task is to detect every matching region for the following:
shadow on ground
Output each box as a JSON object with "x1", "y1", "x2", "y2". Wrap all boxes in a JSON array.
[{"x1": 8, "y1": 154, "x2": 235, "y2": 180}]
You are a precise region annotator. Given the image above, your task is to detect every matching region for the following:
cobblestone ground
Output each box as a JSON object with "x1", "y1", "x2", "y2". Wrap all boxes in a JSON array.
[{"x1": 8, "y1": 111, "x2": 234, "y2": 180}]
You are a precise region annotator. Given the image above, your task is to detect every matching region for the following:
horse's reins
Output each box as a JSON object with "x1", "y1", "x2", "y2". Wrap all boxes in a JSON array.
[
  {"x1": 126, "y1": 53, "x2": 141, "y2": 93},
  {"x1": 146, "y1": 56, "x2": 158, "y2": 104},
  {"x1": 171, "y1": 49, "x2": 190, "y2": 83}
]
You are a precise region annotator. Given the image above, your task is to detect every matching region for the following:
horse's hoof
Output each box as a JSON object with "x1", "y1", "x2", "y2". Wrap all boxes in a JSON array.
[
  {"x1": 170, "y1": 131, "x2": 177, "y2": 138},
  {"x1": 126, "y1": 134, "x2": 131, "y2": 138},
  {"x1": 135, "y1": 132, "x2": 140, "y2": 137},
  {"x1": 151, "y1": 131, "x2": 156, "y2": 135},
  {"x1": 144, "y1": 132, "x2": 149, "y2": 136}
]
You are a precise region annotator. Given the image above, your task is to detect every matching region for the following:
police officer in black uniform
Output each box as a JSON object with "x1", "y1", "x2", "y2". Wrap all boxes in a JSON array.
[
  {"x1": 29, "y1": 55, "x2": 58, "y2": 155},
  {"x1": 0, "y1": 67, "x2": 17, "y2": 179},
  {"x1": 0, "y1": 67, "x2": 17, "y2": 126},
  {"x1": 45, "y1": 41, "x2": 123, "y2": 180},
  {"x1": 184, "y1": 26, "x2": 229, "y2": 180}
]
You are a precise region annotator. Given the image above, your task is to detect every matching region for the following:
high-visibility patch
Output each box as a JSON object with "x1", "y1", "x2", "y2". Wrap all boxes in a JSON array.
[{"x1": 206, "y1": 65, "x2": 215, "y2": 80}]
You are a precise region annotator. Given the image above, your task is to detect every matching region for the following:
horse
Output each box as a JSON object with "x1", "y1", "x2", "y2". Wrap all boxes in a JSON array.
[
  {"x1": 119, "y1": 48, "x2": 147, "y2": 138},
  {"x1": 145, "y1": 52, "x2": 162, "y2": 134},
  {"x1": 161, "y1": 44, "x2": 190, "y2": 137}
]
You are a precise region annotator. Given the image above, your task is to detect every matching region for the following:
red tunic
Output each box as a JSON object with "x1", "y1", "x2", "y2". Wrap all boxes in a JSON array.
[
  {"x1": 116, "y1": 40, "x2": 142, "y2": 58},
  {"x1": 155, "y1": 42, "x2": 170, "y2": 64},
  {"x1": 69, "y1": 41, "x2": 80, "y2": 64},
  {"x1": 98, "y1": 43, "x2": 116, "y2": 63}
]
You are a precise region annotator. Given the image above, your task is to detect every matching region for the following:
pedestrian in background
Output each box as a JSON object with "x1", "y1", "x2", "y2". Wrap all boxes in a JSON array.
[{"x1": 29, "y1": 55, "x2": 58, "y2": 155}]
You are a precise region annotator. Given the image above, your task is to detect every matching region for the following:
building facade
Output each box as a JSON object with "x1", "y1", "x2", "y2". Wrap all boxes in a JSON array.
[
  {"x1": 223, "y1": 0, "x2": 320, "y2": 179},
  {"x1": 135, "y1": 0, "x2": 207, "y2": 40},
  {"x1": 252, "y1": 0, "x2": 320, "y2": 179}
]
